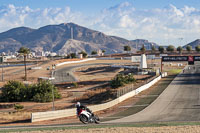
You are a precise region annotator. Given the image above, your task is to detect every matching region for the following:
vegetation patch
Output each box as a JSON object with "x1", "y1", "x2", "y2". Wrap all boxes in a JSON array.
[
  {"x1": 14, "y1": 103, "x2": 24, "y2": 111},
  {"x1": 110, "y1": 73, "x2": 135, "y2": 88},
  {"x1": 0, "y1": 80, "x2": 61, "y2": 103},
  {"x1": 167, "y1": 69, "x2": 182, "y2": 74}
]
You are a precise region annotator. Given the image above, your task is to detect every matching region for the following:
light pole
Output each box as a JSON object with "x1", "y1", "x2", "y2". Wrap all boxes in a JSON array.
[
  {"x1": 51, "y1": 85, "x2": 55, "y2": 111},
  {"x1": 1, "y1": 53, "x2": 3, "y2": 82},
  {"x1": 50, "y1": 68, "x2": 56, "y2": 111}
]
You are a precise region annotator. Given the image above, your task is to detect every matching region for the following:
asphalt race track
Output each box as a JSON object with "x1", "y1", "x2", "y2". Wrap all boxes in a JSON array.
[
  {"x1": 52, "y1": 63, "x2": 113, "y2": 84},
  {"x1": 106, "y1": 65, "x2": 200, "y2": 123}
]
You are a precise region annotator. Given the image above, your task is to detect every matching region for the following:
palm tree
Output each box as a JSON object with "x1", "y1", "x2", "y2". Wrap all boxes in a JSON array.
[{"x1": 18, "y1": 47, "x2": 30, "y2": 81}]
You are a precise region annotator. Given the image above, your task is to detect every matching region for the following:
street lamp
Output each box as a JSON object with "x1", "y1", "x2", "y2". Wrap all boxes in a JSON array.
[
  {"x1": 1, "y1": 53, "x2": 3, "y2": 82},
  {"x1": 50, "y1": 67, "x2": 55, "y2": 111}
]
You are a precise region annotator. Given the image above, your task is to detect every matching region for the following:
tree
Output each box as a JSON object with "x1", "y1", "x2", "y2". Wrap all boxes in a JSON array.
[
  {"x1": 151, "y1": 45, "x2": 156, "y2": 53},
  {"x1": 186, "y1": 45, "x2": 192, "y2": 53},
  {"x1": 166, "y1": 45, "x2": 175, "y2": 53},
  {"x1": 31, "y1": 80, "x2": 61, "y2": 102},
  {"x1": 158, "y1": 46, "x2": 164, "y2": 53},
  {"x1": 140, "y1": 45, "x2": 146, "y2": 54},
  {"x1": 124, "y1": 45, "x2": 131, "y2": 53},
  {"x1": 91, "y1": 51, "x2": 97, "y2": 55},
  {"x1": 0, "y1": 80, "x2": 61, "y2": 102},
  {"x1": 18, "y1": 47, "x2": 30, "y2": 81},
  {"x1": 102, "y1": 50, "x2": 106, "y2": 53},
  {"x1": 177, "y1": 46, "x2": 183, "y2": 54},
  {"x1": 195, "y1": 45, "x2": 200, "y2": 53},
  {"x1": 79, "y1": 51, "x2": 87, "y2": 58},
  {"x1": 69, "y1": 53, "x2": 76, "y2": 58},
  {"x1": 0, "y1": 80, "x2": 27, "y2": 102},
  {"x1": 110, "y1": 74, "x2": 135, "y2": 88}
]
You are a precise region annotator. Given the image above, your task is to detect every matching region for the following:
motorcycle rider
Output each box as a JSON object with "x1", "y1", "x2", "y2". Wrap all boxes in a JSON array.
[{"x1": 75, "y1": 102, "x2": 93, "y2": 121}]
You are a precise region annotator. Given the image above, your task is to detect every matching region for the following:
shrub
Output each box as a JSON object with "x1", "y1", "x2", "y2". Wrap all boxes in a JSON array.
[
  {"x1": 0, "y1": 80, "x2": 61, "y2": 103},
  {"x1": 110, "y1": 74, "x2": 125, "y2": 88},
  {"x1": 125, "y1": 73, "x2": 136, "y2": 83},
  {"x1": 72, "y1": 82, "x2": 78, "y2": 88},
  {"x1": 14, "y1": 104, "x2": 24, "y2": 111},
  {"x1": 91, "y1": 51, "x2": 97, "y2": 55},
  {"x1": 110, "y1": 73, "x2": 135, "y2": 89},
  {"x1": 30, "y1": 80, "x2": 61, "y2": 102},
  {"x1": 1, "y1": 80, "x2": 28, "y2": 102}
]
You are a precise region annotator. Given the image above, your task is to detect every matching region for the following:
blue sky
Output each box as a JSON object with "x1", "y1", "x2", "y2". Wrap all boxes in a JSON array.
[
  {"x1": 0, "y1": 0, "x2": 200, "y2": 46},
  {"x1": 1, "y1": 0, "x2": 200, "y2": 13}
]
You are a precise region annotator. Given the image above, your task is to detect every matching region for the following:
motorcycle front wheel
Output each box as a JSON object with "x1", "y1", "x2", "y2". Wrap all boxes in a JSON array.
[{"x1": 94, "y1": 115, "x2": 100, "y2": 124}]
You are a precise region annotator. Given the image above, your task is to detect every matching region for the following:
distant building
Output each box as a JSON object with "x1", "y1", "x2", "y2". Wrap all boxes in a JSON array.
[
  {"x1": 36, "y1": 51, "x2": 45, "y2": 57},
  {"x1": 79, "y1": 54, "x2": 83, "y2": 59},
  {"x1": 0, "y1": 56, "x2": 8, "y2": 62},
  {"x1": 31, "y1": 52, "x2": 36, "y2": 57},
  {"x1": 50, "y1": 52, "x2": 57, "y2": 57}
]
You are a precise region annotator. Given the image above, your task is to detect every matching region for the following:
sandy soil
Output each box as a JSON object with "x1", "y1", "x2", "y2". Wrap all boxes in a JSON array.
[{"x1": 13, "y1": 126, "x2": 200, "y2": 133}]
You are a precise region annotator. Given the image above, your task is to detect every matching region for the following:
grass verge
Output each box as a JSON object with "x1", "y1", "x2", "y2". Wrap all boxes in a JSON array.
[
  {"x1": 2, "y1": 121, "x2": 200, "y2": 132},
  {"x1": 166, "y1": 69, "x2": 182, "y2": 75}
]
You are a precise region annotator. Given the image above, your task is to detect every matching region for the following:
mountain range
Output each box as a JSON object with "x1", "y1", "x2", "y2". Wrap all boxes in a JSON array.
[
  {"x1": 183, "y1": 39, "x2": 200, "y2": 49},
  {"x1": 0, "y1": 23, "x2": 160, "y2": 55}
]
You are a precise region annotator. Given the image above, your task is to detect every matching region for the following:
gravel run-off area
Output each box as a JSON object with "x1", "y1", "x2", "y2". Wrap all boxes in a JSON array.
[{"x1": 12, "y1": 125, "x2": 200, "y2": 133}]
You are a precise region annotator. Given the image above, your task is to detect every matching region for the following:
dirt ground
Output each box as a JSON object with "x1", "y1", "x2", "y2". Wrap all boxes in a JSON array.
[
  {"x1": 0, "y1": 59, "x2": 134, "y2": 123},
  {"x1": 0, "y1": 58, "x2": 184, "y2": 126},
  {"x1": 12, "y1": 126, "x2": 200, "y2": 133}
]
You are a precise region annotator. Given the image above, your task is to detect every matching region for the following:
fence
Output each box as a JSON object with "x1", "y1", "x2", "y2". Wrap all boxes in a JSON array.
[{"x1": 115, "y1": 75, "x2": 158, "y2": 98}]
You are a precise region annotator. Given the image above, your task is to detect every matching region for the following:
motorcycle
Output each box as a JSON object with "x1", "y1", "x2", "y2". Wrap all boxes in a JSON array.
[{"x1": 77, "y1": 108, "x2": 100, "y2": 124}]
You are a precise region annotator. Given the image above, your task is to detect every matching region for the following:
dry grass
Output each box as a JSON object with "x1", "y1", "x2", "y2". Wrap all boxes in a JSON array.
[
  {"x1": 9, "y1": 126, "x2": 200, "y2": 133},
  {"x1": 0, "y1": 111, "x2": 31, "y2": 123},
  {"x1": 73, "y1": 88, "x2": 108, "y2": 103}
]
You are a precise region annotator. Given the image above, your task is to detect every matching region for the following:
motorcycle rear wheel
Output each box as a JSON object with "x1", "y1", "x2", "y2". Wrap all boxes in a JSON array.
[{"x1": 79, "y1": 114, "x2": 89, "y2": 124}]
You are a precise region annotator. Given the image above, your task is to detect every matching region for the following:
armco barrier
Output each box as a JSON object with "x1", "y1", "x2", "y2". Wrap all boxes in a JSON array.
[
  {"x1": 31, "y1": 72, "x2": 167, "y2": 122},
  {"x1": 56, "y1": 58, "x2": 96, "y2": 67}
]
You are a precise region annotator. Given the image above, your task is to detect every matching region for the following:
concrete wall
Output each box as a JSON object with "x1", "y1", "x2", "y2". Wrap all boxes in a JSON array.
[
  {"x1": 31, "y1": 73, "x2": 167, "y2": 122},
  {"x1": 131, "y1": 56, "x2": 141, "y2": 62},
  {"x1": 56, "y1": 58, "x2": 96, "y2": 67}
]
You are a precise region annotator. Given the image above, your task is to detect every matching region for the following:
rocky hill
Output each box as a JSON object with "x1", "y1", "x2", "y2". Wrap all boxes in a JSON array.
[
  {"x1": 131, "y1": 39, "x2": 159, "y2": 50},
  {"x1": 183, "y1": 39, "x2": 200, "y2": 49},
  {"x1": 0, "y1": 23, "x2": 159, "y2": 54}
]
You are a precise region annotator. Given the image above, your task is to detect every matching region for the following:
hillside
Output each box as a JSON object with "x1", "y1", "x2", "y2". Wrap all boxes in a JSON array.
[
  {"x1": 0, "y1": 23, "x2": 159, "y2": 54},
  {"x1": 183, "y1": 39, "x2": 200, "y2": 49}
]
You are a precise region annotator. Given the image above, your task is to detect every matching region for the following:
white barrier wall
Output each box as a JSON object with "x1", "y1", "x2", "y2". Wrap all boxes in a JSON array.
[
  {"x1": 56, "y1": 58, "x2": 96, "y2": 67},
  {"x1": 31, "y1": 72, "x2": 167, "y2": 122}
]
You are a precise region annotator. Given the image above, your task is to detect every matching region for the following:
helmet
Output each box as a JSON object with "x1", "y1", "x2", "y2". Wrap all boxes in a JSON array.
[{"x1": 75, "y1": 102, "x2": 81, "y2": 108}]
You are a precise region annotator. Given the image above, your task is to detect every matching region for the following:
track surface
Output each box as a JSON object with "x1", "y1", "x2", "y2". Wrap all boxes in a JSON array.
[
  {"x1": 53, "y1": 63, "x2": 113, "y2": 84},
  {"x1": 107, "y1": 65, "x2": 200, "y2": 123}
]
